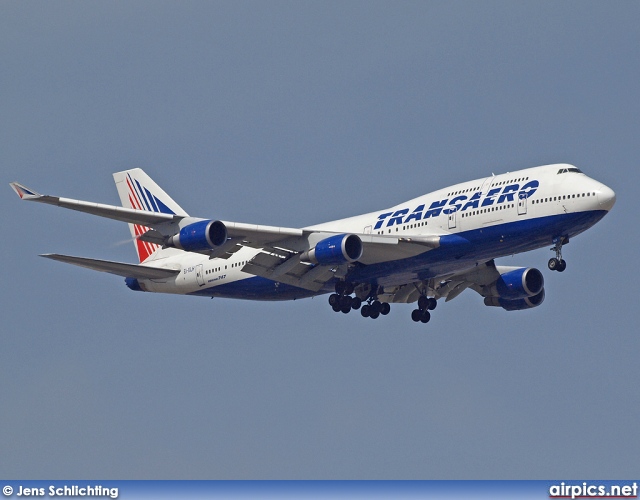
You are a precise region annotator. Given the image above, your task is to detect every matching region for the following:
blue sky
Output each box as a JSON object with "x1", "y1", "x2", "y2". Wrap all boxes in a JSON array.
[{"x1": 2, "y1": 1, "x2": 639, "y2": 478}]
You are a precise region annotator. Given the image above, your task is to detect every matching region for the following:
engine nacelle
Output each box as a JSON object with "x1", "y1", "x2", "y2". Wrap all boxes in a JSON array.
[
  {"x1": 169, "y1": 220, "x2": 228, "y2": 252},
  {"x1": 301, "y1": 234, "x2": 363, "y2": 265},
  {"x1": 487, "y1": 267, "x2": 544, "y2": 300},
  {"x1": 484, "y1": 289, "x2": 545, "y2": 311}
]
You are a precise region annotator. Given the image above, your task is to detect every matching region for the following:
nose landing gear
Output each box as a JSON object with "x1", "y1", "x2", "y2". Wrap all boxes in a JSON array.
[{"x1": 548, "y1": 237, "x2": 568, "y2": 272}]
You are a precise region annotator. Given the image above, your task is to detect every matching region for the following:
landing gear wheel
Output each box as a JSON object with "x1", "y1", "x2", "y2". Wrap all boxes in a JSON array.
[
  {"x1": 548, "y1": 258, "x2": 559, "y2": 271},
  {"x1": 328, "y1": 294, "x2": 340, "y2": 306},
  {"x1": 361, "y1": 305, "x2": 370, "y2": 318},
  {"x1": 418, "y1": 296, "x2": 429, "y2": 311},
  {"x1": 420, "y1": 310, "x2": 431, "y2": 323},
  {"x1": 351, "y1": 297, "x2": 362, "y2": 310},
  {"x1": 341, "y1": 304, "x2": 351, "y2": 314},
  {"x1": 418, "y1": 296, "x2": 437, "y2": 311},
  {"x1": 411, "y1": 309, "x2": 422, "y2": 322},
  {"x1": 557, "y1": 259, "x2": 567, "y2": 272},
  {"x1": 369, "y1": 310, "x2": 380, "y2": 319},
  {"x1": 332, "y1": 304, "x2": 341, "y2": 313},
  {"x1": 380, "y1": 302, "x2": 391, "y2": 315},
  {"x1": 339, "y1": 295, "x2": 352, "y2": 308}
]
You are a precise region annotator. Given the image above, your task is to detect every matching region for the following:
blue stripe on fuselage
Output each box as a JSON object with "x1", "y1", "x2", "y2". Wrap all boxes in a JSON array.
[{"x1": 188, "y1": 275, "x2": 318, "y2": 301}]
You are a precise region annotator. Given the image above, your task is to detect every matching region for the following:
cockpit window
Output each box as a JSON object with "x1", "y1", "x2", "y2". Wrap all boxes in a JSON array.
[{"x1": 557, "y1": 167, "x2": 584, "y2": 174}]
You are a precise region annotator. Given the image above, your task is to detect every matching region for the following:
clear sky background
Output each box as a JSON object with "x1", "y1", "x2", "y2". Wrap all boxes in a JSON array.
[{"x1": 2, "y1": 1, "x2": 639, "y2": 479}]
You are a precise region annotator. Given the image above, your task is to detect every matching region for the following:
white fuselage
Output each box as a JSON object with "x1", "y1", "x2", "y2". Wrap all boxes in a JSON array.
[{"x1": 135, "y1": 164, "x2": 615, "y2": 300}]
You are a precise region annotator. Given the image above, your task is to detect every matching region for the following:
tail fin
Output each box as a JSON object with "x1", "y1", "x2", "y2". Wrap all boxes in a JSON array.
[{"x1": 113, "y1": 169, "x2": 189, "y2": 263}]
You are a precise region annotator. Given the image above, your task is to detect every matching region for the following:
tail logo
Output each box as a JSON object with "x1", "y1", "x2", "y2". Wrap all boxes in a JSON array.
[{"x1": 125, "y1": 174, "x2": 175, "y2": 263}]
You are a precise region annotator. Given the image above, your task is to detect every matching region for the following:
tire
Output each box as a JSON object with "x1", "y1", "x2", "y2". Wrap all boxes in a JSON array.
[
  {"x1": 548, "y1": 258, "x2": 559, "y2": 271},
  {"x1": 411, "y1": 309, "x2": 422, "y2": 322},
  {"x1": 370, "y1": 310, "x2": 380, "y2": 319},
  {"x1": 328, "y1": 294, "x2": 340, "y2": 306},
  {"x1": 380, "y1": 302, "x2": 390, "y2": 315},
  {"x1": 339, "y1": 295, "x2": 351, "y2": 308},
  {"x1": 361, "y1": 305, "x2": 370, "y2": 317},
  {"x1": 418, "y1": 296, "x2": 429, "y2": 311},
  {"x1": 427, "y1": 298, "x2": 437, "y2": 310},
  {"x1": 420, "y1": 310, "x2": 431, "y2": 323},
  {"x1": 371, "y1": 300, "x2": 382, "y2": 314},
  {"x1": 557, "y1": 259, "x2": 567, "y2": 272},
  {"x1": 332, "y1": 304, "x2": 341, "y2": 313},
  {"x1": 351, "y1": 297, "x2": 362, "y2": 310}
]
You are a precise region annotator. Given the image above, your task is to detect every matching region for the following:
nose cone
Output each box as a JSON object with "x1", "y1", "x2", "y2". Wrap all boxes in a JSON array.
[{"x1": 598, "y1": 185, "x2": 616, "y2": 211}]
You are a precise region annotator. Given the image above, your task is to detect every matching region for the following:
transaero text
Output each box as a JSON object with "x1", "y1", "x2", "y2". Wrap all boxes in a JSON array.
[{"x1": 374, "y1": 180, "x2": 540, "y2": 229}]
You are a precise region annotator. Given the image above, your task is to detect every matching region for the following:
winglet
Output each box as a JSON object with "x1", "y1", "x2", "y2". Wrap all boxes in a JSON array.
[{"x1": 10, "y1": 182, "x2": 42, "y2": 200}]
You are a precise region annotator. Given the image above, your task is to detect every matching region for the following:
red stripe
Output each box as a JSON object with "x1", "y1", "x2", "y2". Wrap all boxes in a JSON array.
[
  {"x1": 126, "y1": 178, "x2": 144, "y2": 211},
  {"x1": 126, "y1": 176, "x2": 159, "y2": 263}
]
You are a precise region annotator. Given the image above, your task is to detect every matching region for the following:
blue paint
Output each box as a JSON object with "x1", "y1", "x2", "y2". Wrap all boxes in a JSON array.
[
  {"x1": 188, "y1": 276, "x2": 317, "y2": 301},
  {"x1": 125, "y1": 277, "x2": 143, "y2": 291},
  {"x1": 313, "y1": 234, "x2": 359, "y2": 265}
]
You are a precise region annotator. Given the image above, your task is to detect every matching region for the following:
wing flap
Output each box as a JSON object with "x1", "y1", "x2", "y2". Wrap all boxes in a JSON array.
[
  {"x1": 242, "y1": 252, "x2": 334, "y2": 292},
  {"x1": 41, "y1": 254, "x2": 180, "y2": 279}
]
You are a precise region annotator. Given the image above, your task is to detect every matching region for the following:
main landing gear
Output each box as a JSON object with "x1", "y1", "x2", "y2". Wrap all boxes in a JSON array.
[
  {"x1": 548, "y1": 237, "x2": 568, "y2": 272},
  {"x1": 328, "y1": 281, "x2": 390, "y2": 319},
  {"x1": 329, "y1": 281, "x2": 362, "y2": 314},
  {"x1": 360, "y1": 299, "x2": 390, "y2": 320},
  {"x1": 329, "y1": 281, "x2": 439, "y2": 325},
  {"x1": 411, "y1": 295, "x2": 437, "y2": 324}
]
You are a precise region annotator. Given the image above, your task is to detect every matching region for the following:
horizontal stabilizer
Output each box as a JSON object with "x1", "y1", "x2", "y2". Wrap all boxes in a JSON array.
[{"x1": 41, "y1": 254, "x2": 180, "y2": 279}]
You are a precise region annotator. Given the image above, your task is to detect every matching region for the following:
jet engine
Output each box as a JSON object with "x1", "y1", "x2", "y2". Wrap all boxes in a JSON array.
[
  {"x1": 482, "y1": 266, "x2": 545, "y2": 311},
  {"x1": 168, "y1": 220, "x2": 228, "y2": 252},
  {"x1": 301, "y1": 234, "x2": 363, "y2": 265},
  {"x1": 487, "y1": 267, "x2": 544, "y2": 300}
]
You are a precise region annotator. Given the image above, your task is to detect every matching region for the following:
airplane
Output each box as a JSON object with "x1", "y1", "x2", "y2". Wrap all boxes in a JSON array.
[{"x1": 10, "y1": 163, "x2": 615, "y2": 325}]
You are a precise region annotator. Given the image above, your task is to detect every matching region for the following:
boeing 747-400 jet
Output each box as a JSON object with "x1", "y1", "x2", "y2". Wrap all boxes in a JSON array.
[{"x1": 11, "y1": 164, "x2": 615, "y2": 325}]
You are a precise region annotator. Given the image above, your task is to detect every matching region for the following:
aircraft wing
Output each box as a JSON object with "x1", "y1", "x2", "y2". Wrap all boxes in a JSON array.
[
  {"x1": 241, "y1": 234, "x2": 441, "y2": 292},
  {"x1": 41, "y1": 254, "x2": 180, "y2": 279},
  {"x1": 374, "y1": 260, "x2": 504, "y2": 304},
  {"x1": 10, "y1": 182, "x2": 182, "y2": 226}
]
